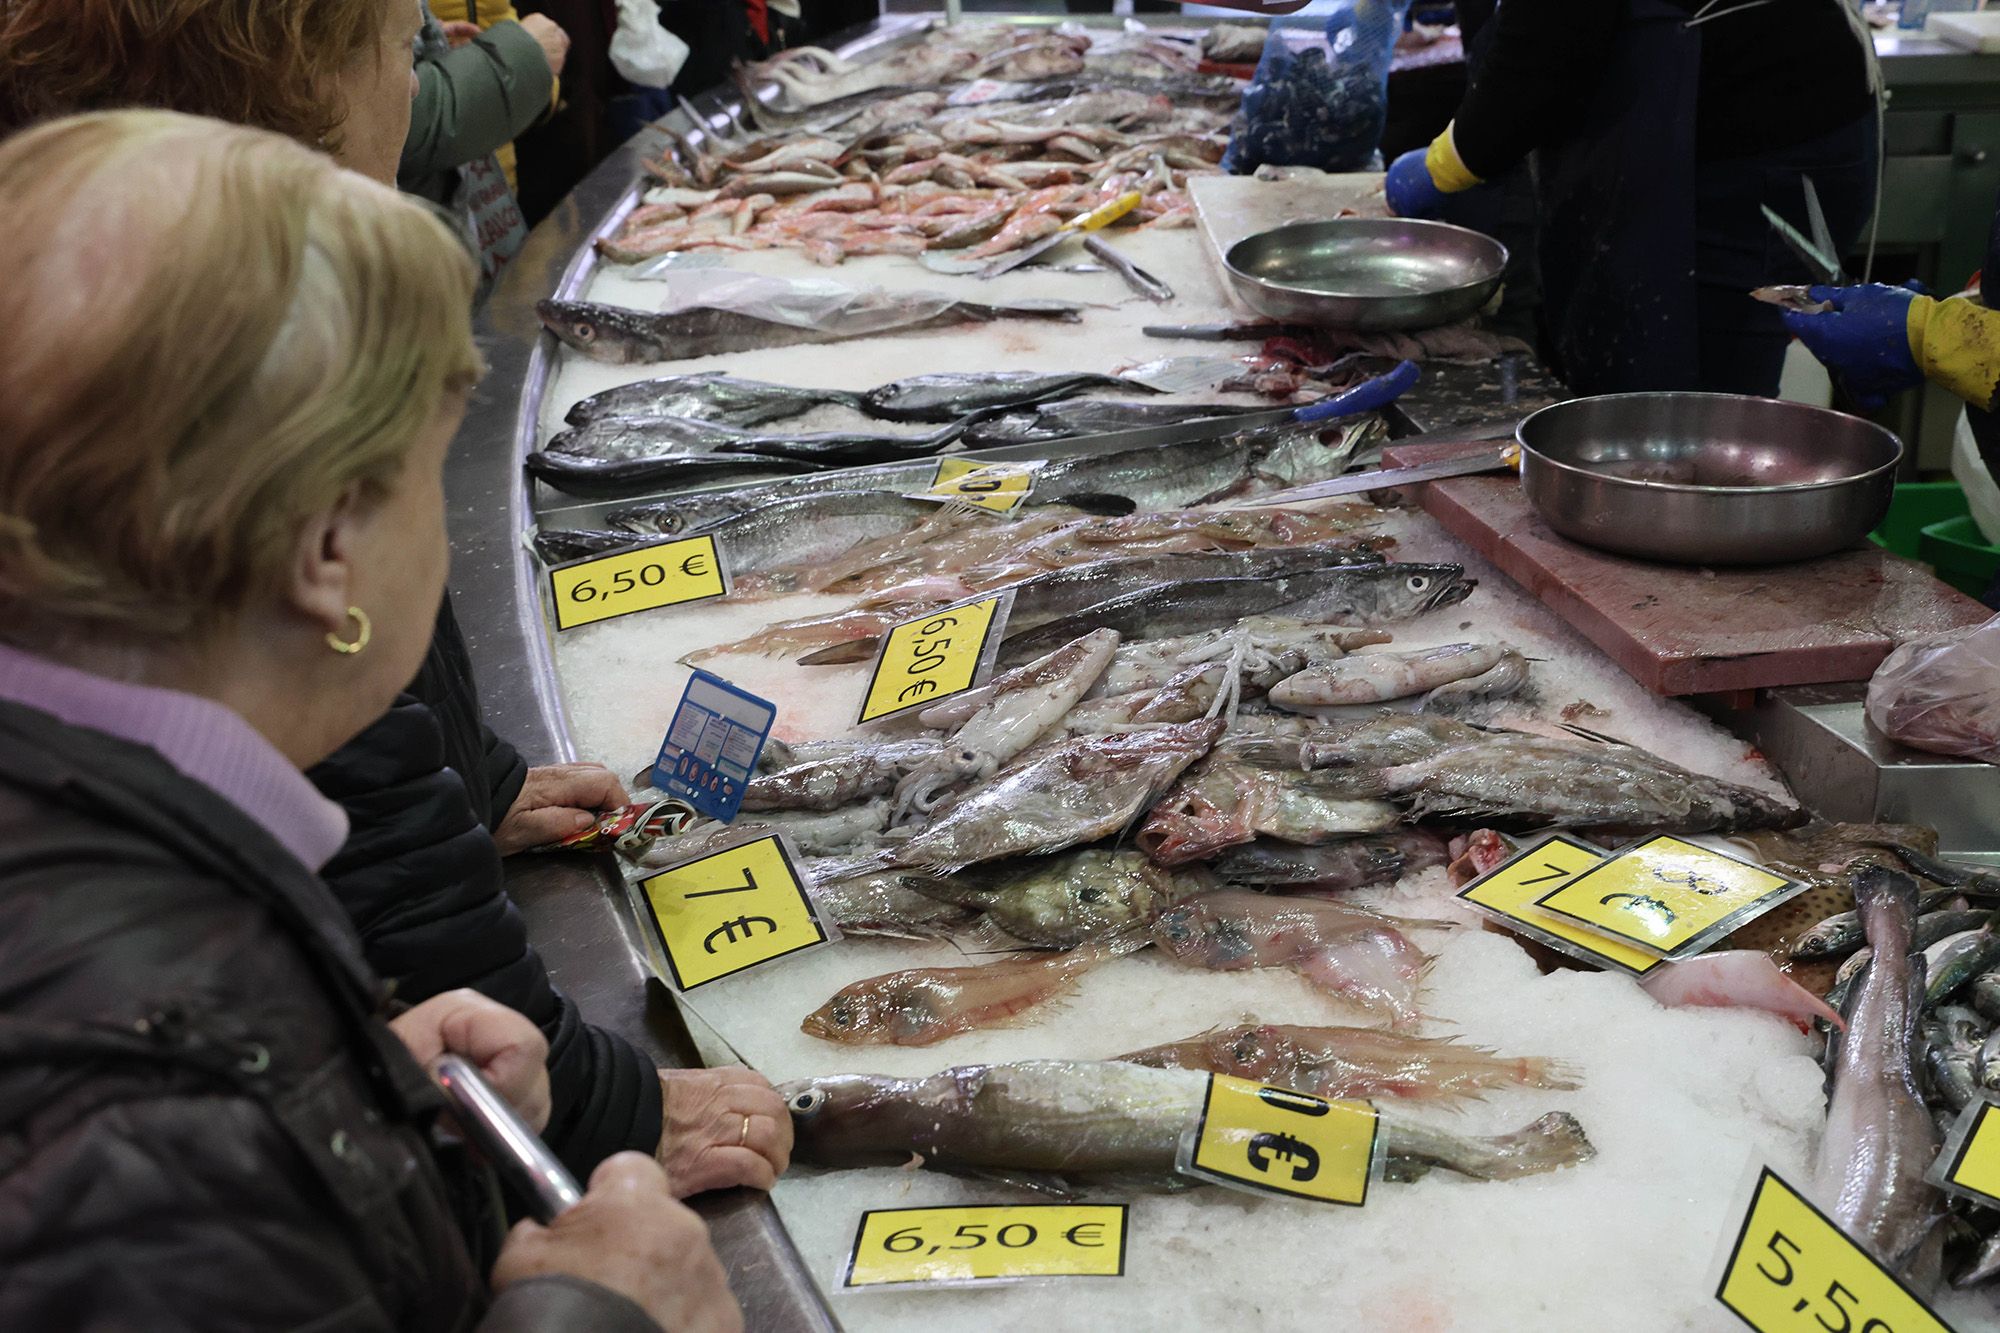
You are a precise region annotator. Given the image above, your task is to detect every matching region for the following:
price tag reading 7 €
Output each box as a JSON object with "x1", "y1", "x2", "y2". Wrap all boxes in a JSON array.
[
  {"x1": 547, "y1": 534, "x2": 727, "y2": 631},
  {"x1": 1456, "y1": 834, "x2": 1665, "y2": 977},
  {"x1": 843, "y1": 1205, "x2": 1127, "y2": 1288},
  {"x1": 1177, "y1": 1074, "x2": 1380, "y2": 1206},
  {"x1": 632, "y1": 833, "x2": 835, "y2": 991},
  {"x1": 1931, "y1": 1099, "x2": 2000, "y2": 1208},
  {"x1": 1716, "y1": 1168, "x2": 1952, "y2": 1333},
  {"x1": 856, "y1": 594, "x2": 1009, "y2": 726},
  {"x1": 1533, "y1": 834, "x2": 1803, "y2": 958},
  {"x1": 907, "y1": 458, "x2": 1040, "y2": 515}
]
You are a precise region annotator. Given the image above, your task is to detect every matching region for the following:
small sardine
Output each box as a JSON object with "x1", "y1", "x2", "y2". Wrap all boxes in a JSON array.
[
  {"x1": 1789, "y1": 889, "x2": 1971, "y2": 962},
  {"x1": 1151, "y1": 890, "x2": 1444, "y2": 1029},
  {"x1": 564, "y1": 372, "x2": 860, "y2": 428},
  {"x1": 1119, "y1": 1022, "x2": 1580, "y2": 1103},
  {"x1": 800, "y1": 934, "x2": 1143, "y2": 1046},
  {"x1": 1925, "y1": 919, "x2": 2000, "y2": 1009}
]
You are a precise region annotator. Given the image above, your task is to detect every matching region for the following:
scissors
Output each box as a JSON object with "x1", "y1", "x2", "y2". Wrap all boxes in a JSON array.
[{"x1": 1761, "y1": 176, "x2": 1850, "y2": 287}]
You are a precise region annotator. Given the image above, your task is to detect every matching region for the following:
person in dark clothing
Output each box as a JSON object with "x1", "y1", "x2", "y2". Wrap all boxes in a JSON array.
[
  {"x1": 1388, "y1": 0, "x2": 1879, "y2": 397},
  {"x1": 0, "y1": 108, "x2": 739, "y2": 1332}
]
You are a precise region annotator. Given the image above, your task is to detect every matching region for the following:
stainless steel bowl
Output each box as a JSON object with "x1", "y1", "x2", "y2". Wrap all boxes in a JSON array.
[
  {"x1": 1222, "y1": 218, "x2": 1509, "y2": 331},
  {"x1": 1516, "y1": 393, "x2": 1904, "y2": 565}
]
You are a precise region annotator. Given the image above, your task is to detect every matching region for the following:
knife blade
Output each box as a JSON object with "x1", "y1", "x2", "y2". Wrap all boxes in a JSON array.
[
  {"x1": 1226, "y1": 445, "x2": 1522, "y2": 508},
  {"x1": 978, "y1": 191, "x2": 1142, "y2": 280},
  {"x1": 1761, "y1": 200, "x2": 1846, "y2": 287}
]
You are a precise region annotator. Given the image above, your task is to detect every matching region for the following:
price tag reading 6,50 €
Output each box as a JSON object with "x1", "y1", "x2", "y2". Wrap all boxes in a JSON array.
[
  {"x1": 856, "y1": 594, "x2": 1008, "y2": 726},
  {"x1": 1178, "y1": 1074, "x2": 1379, "y2": 1206},
  {"x1": 547, "y1": 535, "x2": 727, "y2": 631},
  {"x1": 843, "y1": 1205, "x2": 1127, "y2": 1289},
  {"x1": 632, "y1": 834, "x2": 834, "y2": 990},
  {"x1": 1716, "y1": 1168, "x2": 1952, "y2": 1333}
]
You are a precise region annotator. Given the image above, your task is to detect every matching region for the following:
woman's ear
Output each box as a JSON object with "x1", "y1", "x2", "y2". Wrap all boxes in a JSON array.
[{"x1": 286, "y1": 481, "x2": 367, "y2": 636}]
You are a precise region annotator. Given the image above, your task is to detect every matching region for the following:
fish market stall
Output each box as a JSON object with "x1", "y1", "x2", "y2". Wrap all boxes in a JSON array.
[{"x1": 450, "y1": 16, "x2": 2000, "y2": 1330}]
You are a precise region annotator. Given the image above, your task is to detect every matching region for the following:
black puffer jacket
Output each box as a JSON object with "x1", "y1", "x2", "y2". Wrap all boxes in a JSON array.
[
  {"x1": 310, "y1": 597, "x2": 662, "y2": 1180},
  {"x1": 0, "y1": 698, "x2": 656, "y2": 1331}
]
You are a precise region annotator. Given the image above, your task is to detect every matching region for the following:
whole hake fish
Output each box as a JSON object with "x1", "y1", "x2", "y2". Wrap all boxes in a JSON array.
[
  {"x1": 564, "y1": 372, "x2": 862, "y2": 427},
  {"x1": 859, "y1": 371, "x2": 1155, "y2": 423},
  {"x1": 524, "y1": 449, "x2": 824, "y2": 499},
  {"x1": 538, "y1": 295, "x2": 1085, "y2": 364},
  {"x1": 781, "y1": 1059, "x2": 1595, "y2": 1194},
  {"x1": 995, "y1": 564, "x2": 1476, "y2": 668},
  {"x1": 1814, "y1": 865, "x2": 1944, "y2": 1273},
  {"x1": 547, "y1": 413, "x2": 968, "y2": 467}
]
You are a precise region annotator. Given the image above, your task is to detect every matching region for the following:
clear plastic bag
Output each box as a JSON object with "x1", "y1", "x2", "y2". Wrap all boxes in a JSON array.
[
  {"x1": 1224, "y1": 0, "x2": 1412, "y2": 176},
  {"x1": 608, "y1": 0, "x2": 690, "y2": 88},
  {"x1": 1864, "y1": 613, "x2": 2000, "y2": 763}
]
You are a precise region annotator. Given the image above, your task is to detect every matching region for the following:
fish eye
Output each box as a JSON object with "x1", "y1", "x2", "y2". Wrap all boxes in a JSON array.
[
  {"x1": 830, "y1": 999, "x2": 857, "y2": 1027},
  {"x1": 1407, "y1": 575, "x2": 1432, "y2": 592},
  {"x1": 573, "y1": 321, "x2": 596, "y2": 341},
  {"x1": 1077, "y1": 886, "x2": 1105, "y2": 903},
  {"x1": 790, "y1": 1089, "x2": 827, "y2": 1114}
]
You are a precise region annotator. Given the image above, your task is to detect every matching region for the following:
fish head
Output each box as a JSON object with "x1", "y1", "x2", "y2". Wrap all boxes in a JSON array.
[
  {"x1": 800, "y1": 977, "x2": 945, "y2": 1044},
  {"x1": 777, "y1": 1074, "x2": 915, "y2": 1166},
  {"x1": 534, "y1": 300, "x2": 653, "y2": 364},
  {"x1": 800, "y1": 987, "x2": 887, "y2": 1043}
]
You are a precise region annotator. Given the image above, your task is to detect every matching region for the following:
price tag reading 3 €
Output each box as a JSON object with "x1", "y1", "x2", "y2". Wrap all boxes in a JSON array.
[
  {"x1": 1178, "y1": 1074, "x2": 1380, "y2": 1206},
  {"x1": 907, "y1": 458, "x2": 1039, "y2": 515},
  {"x1": 1931, "y1": 1099, "x2": 2000, "y2": 1208},
  {"x1": 1716, "y1": 1168, "x2": 1952, "y2": 1333},
  {"x1": 856, "y1": 594, "x2": 1009, "y2": 726},
  {"x1": 547, "y1": 534, "x2": 727, "y2": 631},
  {"x1": 1456, "y1": 834, "x2": 1665, "y2": 977},
  {"x1": 632, "y1": 833, "x2": 834, "y2": 991},
  {"x1": 1532, "y1": 834, "x2": 1803, "y2": 958},
  {"x1": 842, "y1": 1205, "x2": 1127, "y2": 1288}
]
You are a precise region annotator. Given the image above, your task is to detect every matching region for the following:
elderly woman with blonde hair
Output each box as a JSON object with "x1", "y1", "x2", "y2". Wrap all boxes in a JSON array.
[
  {"x1": 0, "y1": 0, "x2": 796, "y2": 1197},
  {"x1": 0, "y1": 110, "x2": 740, "y2": 1333}
]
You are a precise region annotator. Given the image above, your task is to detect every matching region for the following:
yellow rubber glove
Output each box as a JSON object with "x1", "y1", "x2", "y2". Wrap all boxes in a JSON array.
[
  {"x1": 1908, "y1": 294, "x2": 2000, "y2": 412},
  {"x1": 1385, "y1": 123, "x2": 1483, "y2": 217}
]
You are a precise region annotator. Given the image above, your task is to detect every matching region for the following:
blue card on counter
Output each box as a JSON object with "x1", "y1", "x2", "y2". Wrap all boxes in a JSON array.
[{"x1": 650, "y1": 671, "x2": 776, "y2": 823}]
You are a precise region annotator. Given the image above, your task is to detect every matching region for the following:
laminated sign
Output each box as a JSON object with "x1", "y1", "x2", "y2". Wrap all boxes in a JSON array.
[
  {"x1": 1177, "y1": 1074, "x2": 1380, "y2": 1206},
  {"x1": 1531, "y1": 834, "x2": 1803, "y2": 957},
  {"x1": 856, "y1": 593, "x2": 1010, "y2": 726},
  {"x1": 1456, "y1": 834, "x2": 1665, "y2": 976},
  {"x1": 906, "y1": 458, "x2": 1039, "y2": 514},
  {"x1": 843, "y1": 1205, "x2": 1127, "y2": 1288},
  {"x1": 650, "y1": 670, "x2": 775, "y2": 823},
  {"x1": 633, "y1": 833, "x2": 834, "y2": 990},
  {"x1": 547, "y1": 534, "x2": 727, "y2": 630}
]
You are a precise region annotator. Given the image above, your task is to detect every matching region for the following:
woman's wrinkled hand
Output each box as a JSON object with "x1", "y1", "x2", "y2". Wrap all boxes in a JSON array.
[
  {"x1": 657, "y1": 1067, "x2": 793, "y2": 1196},
  {"x1": 493, "y1": 761, "x2": 630, "y2": 855},
  {"x1": 390, "y1": 988, "x2": 551, "y2": 1133}
]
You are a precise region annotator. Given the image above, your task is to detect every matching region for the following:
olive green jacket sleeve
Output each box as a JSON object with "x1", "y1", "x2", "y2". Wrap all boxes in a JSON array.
[{"x1": 399, "y1": 19, "x2": 553, "y2": 189}]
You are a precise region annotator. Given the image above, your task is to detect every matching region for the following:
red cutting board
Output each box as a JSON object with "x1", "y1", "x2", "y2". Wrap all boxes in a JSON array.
[{"x1": 1379, "y1": 438, "x2": 1992, "y2": 695}]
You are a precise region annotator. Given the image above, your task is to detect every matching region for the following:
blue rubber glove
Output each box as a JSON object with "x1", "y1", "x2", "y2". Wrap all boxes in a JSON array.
[
  {"x1": 1780, "y1": 282, "x2": 1926, "y2": 411},
  {"x1": 1385, "y1": 146, "x2": 1448, "y2": 219}
]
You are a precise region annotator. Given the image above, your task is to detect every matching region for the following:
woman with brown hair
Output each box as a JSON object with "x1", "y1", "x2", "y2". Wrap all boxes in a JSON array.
[
  {"x1": 0, "y1": 109, "x2": 739, "y2": 1331},
  {"x1": 0, "y1": 0, "x2": 794, "y2": 1197}
]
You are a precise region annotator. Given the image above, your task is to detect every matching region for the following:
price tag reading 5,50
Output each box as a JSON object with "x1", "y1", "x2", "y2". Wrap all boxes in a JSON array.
[
  {"x1": 856, "y1": 594, "x2": 1008, "y2": 726},
  {"x1": 1716, "y1": 1169, "x2": 1953, "y2": 1333},
  {"x1": 843, "y1": 1205, "x2": 1127, "y2": 1289},
  {"x1": 547, "y1": 535, "x2": 727, "y2": 631},
  {"x1": 632, "y1": 833, "x2": 835, "y2": 991},
  {"x1": 1178, "y1": 1074, "x2": 1380, "y2": 1206}
]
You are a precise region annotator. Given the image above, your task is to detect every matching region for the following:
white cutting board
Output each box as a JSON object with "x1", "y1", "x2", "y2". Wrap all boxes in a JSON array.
[
  {"x1": 1190, "y1": 170, "x2": 1390, "y2": 265},
  {"x1": 1928, "y1": 10, "x2": 2000, "y2": 53}
]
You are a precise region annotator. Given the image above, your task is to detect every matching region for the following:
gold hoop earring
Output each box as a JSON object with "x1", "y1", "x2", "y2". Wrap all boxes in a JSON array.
[{"x1": 326, "y1": 607, "x2": 371, "y2": 655}]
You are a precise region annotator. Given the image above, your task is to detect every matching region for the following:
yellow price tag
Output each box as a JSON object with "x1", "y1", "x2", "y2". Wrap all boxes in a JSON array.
[
  {"x1": 633, "y1": 834, "x2": 831, "y2": 990},
  {"x1": 1716, "y1": 1168, "x2": 1952, "y2": 1333},
  {"x1": 857, "y1": 595, "x2": 1006, "y2": 725},
  {"x1": 547, "y1": 535, "x2": 727, "y2": 631},
  {"x1": 843, "y1": 1205, "x2": 1127, "y2": 1288},
  {"x1": 1180, "y1": 1074, "x2": 1378, "y2": 1206},
  {"x1": 1934, "y1": 1099, "x2": 2000, "y2": 1207},
  {"x1": 1456, "y1": 835, "x2": 1665, "y2": 976},
  {"x1": 1532, "y1": 834, "x2": 1801, "y2": 957},
  {"x1": 909, "y1": 458, "x2": 1039, "y2": 515}
]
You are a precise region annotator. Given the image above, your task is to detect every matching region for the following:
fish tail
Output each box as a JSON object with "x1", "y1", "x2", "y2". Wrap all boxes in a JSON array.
[
  {"x1": 1512, "y1": 1057, "x2": 1584, "y2": 1092},
  {"x1": 1852, "y1": 863, "x2": 1920, "y2": 953}
]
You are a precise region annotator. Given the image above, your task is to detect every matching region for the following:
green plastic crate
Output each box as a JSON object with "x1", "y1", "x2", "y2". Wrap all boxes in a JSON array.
[
  {"x1": 1871, "y1": 481, "x2": 1969, "y2": 559},
  {"x1": 1919, "y1": 515, "x2": 2000, "y2": 598}
]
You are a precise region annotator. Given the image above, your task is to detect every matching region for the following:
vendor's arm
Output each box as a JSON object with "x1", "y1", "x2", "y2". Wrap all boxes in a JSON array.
[
  {"x1": 1782, "y1": 286, "x2": 2000, "y2": 411},
  {"x1": 401, "y1": 19, "x2": 555, "y2": 182},
  {"x1": 1387, "y1": 0, "x2": 1620, "y2": 216}
]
